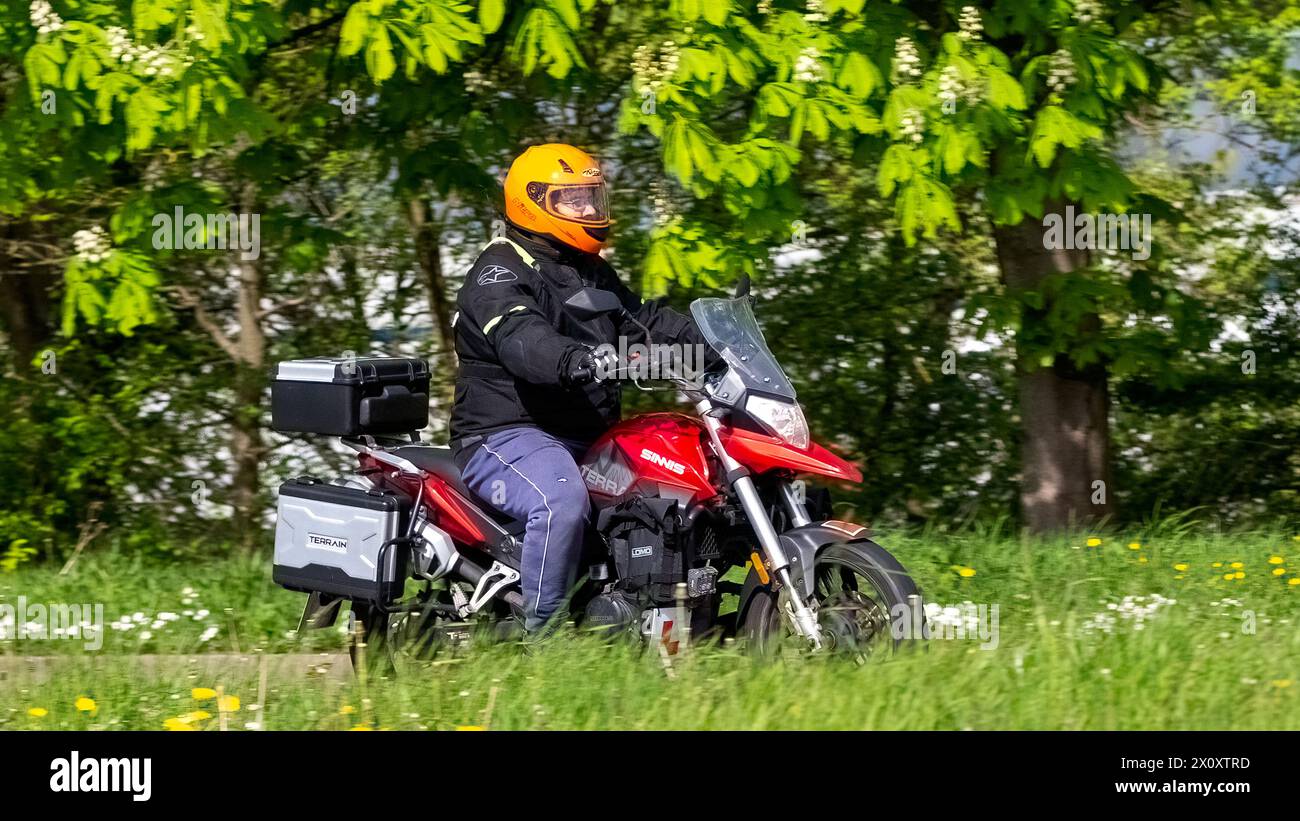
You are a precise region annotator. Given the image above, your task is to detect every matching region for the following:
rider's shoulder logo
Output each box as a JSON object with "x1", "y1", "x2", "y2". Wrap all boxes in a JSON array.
[{"x1": 477, "y1": 264, "x2": 517, "y2": 286}]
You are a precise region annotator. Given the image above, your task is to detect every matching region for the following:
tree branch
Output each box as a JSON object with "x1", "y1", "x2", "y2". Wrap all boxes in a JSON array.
[{"x1": 172, "y1": 285, "x2": 243, "y2": 362}]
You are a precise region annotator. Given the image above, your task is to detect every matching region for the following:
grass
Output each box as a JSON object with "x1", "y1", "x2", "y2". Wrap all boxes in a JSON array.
[{"x1": 2, "y1": 523, "x2": 1299, "y2": 730}]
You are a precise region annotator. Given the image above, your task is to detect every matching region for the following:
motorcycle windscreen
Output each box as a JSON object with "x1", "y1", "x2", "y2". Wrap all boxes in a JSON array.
[{"x1": 689, "y1": 297, "x2": 796, "y2": 399}]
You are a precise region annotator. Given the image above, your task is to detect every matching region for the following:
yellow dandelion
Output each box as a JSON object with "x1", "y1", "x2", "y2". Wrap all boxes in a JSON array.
[
  {"x1": 1268, "y1": 556, "x2": 1284, "y2": 565},
  {"x1": 217, "y1": 695, "x2": 240, "y2": 713},
  {"x1": 1138, "y1": 556, "x2": 1148, "y2": 564},
  {"x1": 456, "y1": 725, "x2": 486, "y2": 731},
  {"x1": 1231, "y1": 561, "x2": 1244, "y2": 569},
  {"x1": 1234, "y1": 571, "x2": 1246, "y2": 579},
  {"x1": 192, "y1": 687, "x2": 216, "y2": 700},
  {"x1": 27, "y1": 707, "x2": 48, "y2": 718},
  {"x1": 1212, "y1": 562, "x2": 1223, "y2": 568},
  {"x1": 1223, "y1": 573, "x2": 1235, "y2": 581},
  {"x1": 1273, "y1": 568, "x2": 1287, "y2": 576},
  {"x1": 339, "y1": 705, "x2": 356, "y2": 716},
  {"x1": 1086, "y1": 538, "x2": 1102, "y2": 547},
  {"x1": 74, "y1": 697, "x2": 96, "y2": 713},
  {"x1": 1288, "y1": 578, "x2": 1300, "y2": 586},
  {"x1": 1174, "y1": 563, "x2": 1189, "y2": 572},
  {"x1": 954, "y1": 566, "x2": 976, "y2": 578},
  {"x1": 1271, "y1": 680, "x2": 1293, "y2": 689},
  {"x1": 348, "y1": 725, "x2": 373, "y2": 731},
  {"x1": 1128, "y1": 542, "x2": 1142, "y2": 550},
  {"x1": 163, "y1": 718, "x2": 196, "y2": 731}
]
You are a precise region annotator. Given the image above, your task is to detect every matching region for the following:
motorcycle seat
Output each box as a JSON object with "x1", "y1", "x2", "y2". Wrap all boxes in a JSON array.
[{"x1": 392, "y1": 445, "x2": 526, "y2": 535}]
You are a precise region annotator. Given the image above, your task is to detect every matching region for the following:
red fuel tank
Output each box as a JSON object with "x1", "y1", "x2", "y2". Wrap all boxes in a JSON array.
[{"x1": 579, "y1": 413, "x2": 717, "y2": 509}]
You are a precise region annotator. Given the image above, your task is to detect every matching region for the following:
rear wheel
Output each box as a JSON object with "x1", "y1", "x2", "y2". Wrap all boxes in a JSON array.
[
  {"x1": 347, "y1": 586, "x2": 525, "y2": 677},
  {"x1": 347, "y1": 602, "x2": 395, "y2": 679},
  {"x1": 741, "y1": 540, "x2": 922, "y2": 660}
]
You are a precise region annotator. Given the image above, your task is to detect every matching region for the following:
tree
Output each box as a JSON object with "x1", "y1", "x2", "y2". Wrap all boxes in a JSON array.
[{"x1": 615, "y1": 0, "x2": 1296, "y2": 531}]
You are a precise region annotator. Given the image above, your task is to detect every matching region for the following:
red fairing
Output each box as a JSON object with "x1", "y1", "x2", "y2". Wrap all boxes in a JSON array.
[
  {"x1": 718, "y1": 426, "x2": 863, "y2": 483},
  {"x1": 356, "y1": 453, "x2": 485, "y2": 545},
  {"x1": 580, "y1": 413, "x2": 716, "y2": 506},
  {"x1": 419, "y1": 474, "x2": 486, "y2": 545}
]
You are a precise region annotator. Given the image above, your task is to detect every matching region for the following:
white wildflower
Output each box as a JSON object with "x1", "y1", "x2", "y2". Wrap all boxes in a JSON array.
[
  {"x1": 649, "y1": 180, "x2": 677, "y2": 228},
  {"x1": 1074, "y1": 0, "x2": 1101, "y2": 26},
  {"x1": 30, "y1": 1, "x2": 64, "y2": 36},
  {"x1": 805, "y1": 0, "x2": 828, "y2": 24},
  {"x1": 938, "y1": 65, "x2": 964, "y2": 108},
  {"x1": 1080, "y1": 594, "x2": 1176, "y2": 636},
  {"x1": 1046, "y1": 48, "x2": 1076, "y2": 95},
  {"x1": 73, "y1": 226, "x2": 112, "y2": 264},
  {"x1": 632, "y1": 40, "x2": 680, "y2": 96},
  {"x1": 958, "y1": 6, "x2": 983, "y2": 41},
  {"x1": 792, "y1": 47, "x2": 823, "y2": 84},
  {"x1": 892, "y1": 36, "x2": 923, "y2": 84},
  {"x1": 899, "y1": 108, "x2": 925, "y2": 143}
]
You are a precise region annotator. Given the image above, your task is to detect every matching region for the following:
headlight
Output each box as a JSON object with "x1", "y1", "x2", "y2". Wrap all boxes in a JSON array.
[{"x1": 745, "y1": 395, "x2": 809, "y2": 450}]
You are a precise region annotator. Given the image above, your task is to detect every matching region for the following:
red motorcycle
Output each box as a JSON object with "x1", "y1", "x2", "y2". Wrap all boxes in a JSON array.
[{"x1": 271, "y1": 278, "x2": 921, "y2": 668}]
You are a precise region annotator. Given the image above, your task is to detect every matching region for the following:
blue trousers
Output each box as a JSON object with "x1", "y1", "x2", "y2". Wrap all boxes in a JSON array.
[{"x1": 460, "y1": 426, "x2": 592, "y2": 632}]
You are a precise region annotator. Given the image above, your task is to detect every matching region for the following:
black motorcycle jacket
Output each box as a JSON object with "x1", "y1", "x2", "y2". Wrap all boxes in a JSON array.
[{"x1": 448, "y1": 224, "x2": 712, "y2": 468}]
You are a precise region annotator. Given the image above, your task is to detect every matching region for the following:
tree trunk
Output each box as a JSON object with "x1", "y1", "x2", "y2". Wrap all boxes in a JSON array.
[
  {"x1": 407, "y1": 197, "x2": 457, "y2": 369},
  {"x1": 993, "y1": 208, "x2": 1114, "y2": 533},
  {"x1": 0, "y1": 220, "x2": 56, "y2": 376},
  {"x1": 230, "y1": 198, "x2": 267, "y2": 550}
]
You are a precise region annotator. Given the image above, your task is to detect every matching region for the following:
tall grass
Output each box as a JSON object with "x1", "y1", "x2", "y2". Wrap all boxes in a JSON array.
[{"x1": 2, "y1": 526, "x2": 1297, "y2": 730}]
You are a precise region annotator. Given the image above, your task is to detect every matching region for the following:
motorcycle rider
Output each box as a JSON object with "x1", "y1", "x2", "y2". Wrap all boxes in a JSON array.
[{"x1": 449, "y1": 143, "x2": 716, "y2": 639}]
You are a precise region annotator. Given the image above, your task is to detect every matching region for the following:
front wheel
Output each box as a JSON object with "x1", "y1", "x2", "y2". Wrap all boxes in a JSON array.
[{"x1": 741, "y1": 540, "x2": 922, "y2": 659}]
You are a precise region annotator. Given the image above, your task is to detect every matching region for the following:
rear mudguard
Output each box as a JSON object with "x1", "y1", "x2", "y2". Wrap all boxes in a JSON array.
[{"x1": 735, "y1": 520, "x2": 872, "y2": 623}]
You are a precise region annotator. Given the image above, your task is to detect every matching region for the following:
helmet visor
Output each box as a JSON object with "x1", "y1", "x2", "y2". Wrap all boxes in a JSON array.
[{"x1": 544, "y1": 183, "x2": 608, "y2": 225}]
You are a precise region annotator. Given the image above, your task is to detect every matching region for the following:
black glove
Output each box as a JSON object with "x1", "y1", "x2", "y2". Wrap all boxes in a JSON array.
[{"x1": 562, "y1": 347, "x2": 618, "y2": 387}]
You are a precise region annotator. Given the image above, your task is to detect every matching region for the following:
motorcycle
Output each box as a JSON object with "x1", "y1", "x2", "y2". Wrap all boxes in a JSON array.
[{"x1": 270, "y1": 277, "x2": 922, "y2": 671}]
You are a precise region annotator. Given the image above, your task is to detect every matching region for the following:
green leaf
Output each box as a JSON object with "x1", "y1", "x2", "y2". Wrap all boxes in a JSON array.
[
  {"x1": 339, "y1": 6, "x2": 370, "y2": 56},
  {"x1": 1029, "y1": 106, "x2": 1102, "y2": 168},
  {"x1": 837, "y1": 52, "x2": 879, "y2": 99},
  {"x1": 877, "y1": 143, "x2": 914, "y2": 197},
  {"x1": 23, "y1": 42, "x2": 64, "y2": 100},
  {"x1": 366, "y1": 25, "x2": 397, "y2": 82},
  {"x1": 986, "y1": 67, "x2": 1027, "y2": 110},
  {"x1": 941, "y1": 127, "x2": 968, "y2": 175},
  {"x1": 664, "y1": 117, "x2": 694, "y2": 183},
  {"x1": 480, "y1": 0, "x2": 506, "y2": 34},
  {"x1": 703, "y1": 0, "x2": 729, "y2": 26}
]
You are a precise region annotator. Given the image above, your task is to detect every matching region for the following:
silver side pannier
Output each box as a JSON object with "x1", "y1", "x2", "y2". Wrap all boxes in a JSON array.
[{"x1": 272, "y1": 477, "x2": 412, "y2": 604}]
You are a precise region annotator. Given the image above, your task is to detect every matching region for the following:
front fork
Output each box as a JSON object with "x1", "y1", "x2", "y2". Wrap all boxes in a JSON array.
[{"x1": 698, "y1": 403, "x2": 823, "y2": 649}]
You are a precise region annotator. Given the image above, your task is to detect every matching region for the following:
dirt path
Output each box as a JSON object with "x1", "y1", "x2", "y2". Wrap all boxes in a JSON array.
[{"x1": 0, "y1": 653, "x2": 355, "y2": 684}]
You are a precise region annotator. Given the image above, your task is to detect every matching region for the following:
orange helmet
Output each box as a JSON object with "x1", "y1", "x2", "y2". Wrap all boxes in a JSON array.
[{"x1": 504, "y1": 144, "x2": 610, "y2": 254}]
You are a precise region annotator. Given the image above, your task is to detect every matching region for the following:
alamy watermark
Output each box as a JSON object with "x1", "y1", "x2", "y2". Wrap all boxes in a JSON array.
[
  {"x1": 1042, "y1": 205, "x2": 1152, "y2": 261},
  {"x1": 50, "y1": 751, "x2": 151, "y2": 802},
  {"x1": 151, "y1": 206, "x2": 261, "y2": 260},
  {"x1": 591, "y1": 339, "x2": 712, "y2": 387},
  {"x1": 0, "y1": 596, "x2": 104, "y2": 651}
]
